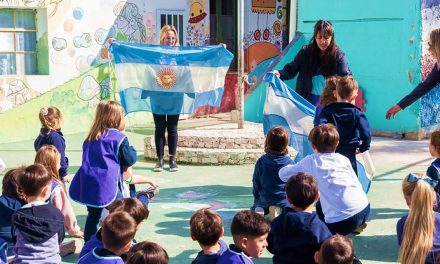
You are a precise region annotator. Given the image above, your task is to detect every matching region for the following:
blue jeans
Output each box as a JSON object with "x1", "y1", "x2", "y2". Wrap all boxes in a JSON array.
[
  {"x1": 129, "y1": 184, "x2": 149, "y2": 208},
  {"x1": 84, "y1": 206, "x2": 104, "y2": 242}
]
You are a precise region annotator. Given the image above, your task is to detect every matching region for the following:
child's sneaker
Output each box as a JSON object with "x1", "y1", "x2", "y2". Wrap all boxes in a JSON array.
[
  {"x1": 352, "y1": 223, "x2": 367, "y2": 235},
  {"x1": 60, "y1": 239, "x2": 82, "y2": 257},
  {"x1": 136, "y1": 186, "x2": 159, "y2": 200}
]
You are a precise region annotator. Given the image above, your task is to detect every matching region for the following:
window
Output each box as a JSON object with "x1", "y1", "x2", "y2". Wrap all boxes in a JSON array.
[
  {"x1": 0, "y1": 9, "x2": 37, "y2": 75},
  {"x1": 156, "y1": 9, "x2": 185, "y2": 45}
]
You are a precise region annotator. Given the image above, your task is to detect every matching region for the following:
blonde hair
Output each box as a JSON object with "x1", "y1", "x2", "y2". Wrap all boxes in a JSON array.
[
  {"x1": 87, "y1": 100, "x2": 125, "y2": 141},
  {"x1": 34, "y1": 145, "x2": 64, "y2": 191},
  {"x1": 159, "y1": 25, "x2": 179, "y2": 46},
  {"x1": 319, "y1": 76, "x2": 339, "y2": 106},
  {"x1": 429, "y1": 28, "x2": 440, "y2": 60},
  {"x1": 399, "y1": 175, "x2": 436, "y2": 264},
  {"x1": 39, "y1": 106, "x2": 63, "y2": 131}
]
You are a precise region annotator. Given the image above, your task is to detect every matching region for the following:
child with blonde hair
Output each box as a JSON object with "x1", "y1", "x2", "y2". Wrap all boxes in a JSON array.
[
  {"x1": 397, "y1": 173, "x2": 440, "y2": 264},
  {"x1": 35, "y1": 145, "x2": 83, "y2": 238},
  {"x1": 34, "y1": 106, "x2": 70, "y2": 182},
  {"x1": 313, "y1": 76, "x2": 339, "y2": 126},
  {"x1": 69, "y1": 100, "x2": 159, "y2": 242}
]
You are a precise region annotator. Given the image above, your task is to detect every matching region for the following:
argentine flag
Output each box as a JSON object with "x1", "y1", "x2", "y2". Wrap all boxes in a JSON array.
[
  {"x1": 263, "y1": 73, "x2": 315, "y2": 162},
  {"x1": 110, "y1": 41, "x2": 233, "y2": 115},
  {"x1": 263, "y1": 73, "x2": 374, "y2": 193}
]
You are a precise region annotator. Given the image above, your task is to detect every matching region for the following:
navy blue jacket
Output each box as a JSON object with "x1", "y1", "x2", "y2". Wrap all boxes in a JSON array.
[
  {"x1": 398, "y1": 64, "x2": 440, "y2": 109},
  {"x1": 279, "y1": 45, "x2": 351, "y2": 102},
  {"x1": 317, "y1": 102, "x2": 371, "y2": 153},
  {"x1": 0, "y1": 195, "x2": 23, "y2": 244},
  {"x1": 252, "y1": 153, "x2": 294, "y2": 210},
  {"x1": 34, "y1": 128, "x2": 69, "y2": 178},
  {"x1": 267, "y1": 209, "x2": 332, "y2": 264}
]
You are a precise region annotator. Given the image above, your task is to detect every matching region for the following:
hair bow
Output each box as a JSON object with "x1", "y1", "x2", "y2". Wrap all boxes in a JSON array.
[
  {"x1": 40, "y1": 107, "x2": 48, "y2": 116},
  {"x1": 406, "y1": 173, "x2": 438, "y2": 188}
]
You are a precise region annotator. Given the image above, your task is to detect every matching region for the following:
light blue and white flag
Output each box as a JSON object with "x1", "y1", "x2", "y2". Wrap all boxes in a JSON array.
[
  {"x1": 110, "y1": 41, "x2": 233, "y2": 115},
  {"x1": 264, "y1": 73, "x2": 373, "y2": 193},
  {"x1": 263, "y1": 73, "x2": 315, "y2": 162}
]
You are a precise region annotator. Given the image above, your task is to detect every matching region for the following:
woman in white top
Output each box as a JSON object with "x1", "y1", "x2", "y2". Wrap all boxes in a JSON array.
[{"x1": 279, "y1": 124, "x2": 370, "y2": 235}]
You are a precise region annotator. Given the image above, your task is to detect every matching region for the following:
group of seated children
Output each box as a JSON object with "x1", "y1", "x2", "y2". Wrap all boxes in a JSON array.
[
  {"x1": 0, "y1": 163, "x2": 168, "y2": 264},
  {"x1": 189, "y1": 181, "x2": 360, "y2": 264}
]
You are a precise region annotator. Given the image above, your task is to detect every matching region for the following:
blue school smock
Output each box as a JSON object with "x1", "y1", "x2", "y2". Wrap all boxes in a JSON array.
[{"x1": 69, "y1": 129, "x2": 126, "y2": 208}]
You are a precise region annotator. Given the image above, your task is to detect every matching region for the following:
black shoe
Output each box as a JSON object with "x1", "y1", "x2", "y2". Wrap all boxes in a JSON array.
[
  {"x1": 136, "y1": 186, "x2": 159, "y2": 200},
  {"x1": 169, "y1": 156, "x2": 179, "y2": 172},
  {"x1": 154, "y1": 158, "x2": 163, "y2": 172}
]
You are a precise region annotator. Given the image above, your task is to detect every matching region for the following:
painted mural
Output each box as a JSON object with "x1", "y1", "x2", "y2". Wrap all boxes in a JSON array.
[
  {"x1": 186, "y1": 0, "x2": 209, "y2": 46},
  {"x1": 244, "y1": 0, "x2": 283, "y2": 84},
  {"x1": 0, "y1": 0, "x2": 210, "y2": 143},
  {"x1": 420, "y1": 0, "x2": 440, "y2": 130}
]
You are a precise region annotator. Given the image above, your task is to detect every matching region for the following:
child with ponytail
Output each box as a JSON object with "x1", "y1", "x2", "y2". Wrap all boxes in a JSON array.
[
  {"x1": 397, "y1": 173, "x2": 440, "y2": 264},
  {"x1": 35, "y1": 145, "x2": 83, "y2": 238},
  {"x1": 34, "y1": 106, "x2": 70, "y2": 183}
]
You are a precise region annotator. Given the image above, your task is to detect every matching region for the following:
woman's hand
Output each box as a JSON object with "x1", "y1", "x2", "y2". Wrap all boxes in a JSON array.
[
  {"x1": 385, "y1": 105, "x2": 402, "y2": 119},
  {"x1": 273, "y1": 70, "x2": 280, "y2": 77}
]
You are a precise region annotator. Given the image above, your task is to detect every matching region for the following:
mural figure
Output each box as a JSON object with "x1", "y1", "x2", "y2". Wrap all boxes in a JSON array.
[
  {"x1": 73, "y1": 33, "x2": 92, "y2": 48},
  {"x1": 52, "y1": 37, "x2": 67, "y2": 51},
  {"x1": 6, "y1": 79, "x2": 31, "y2": 106},
  {"x1": 112, "y1": 2, "x2": 146, "y2": 43},
  {"x1": 77, "y1": 75, "x2": 111, "y2": 108},
  {"x1": 251, "y1": 0, "x2": 276, "y2": 41},
  {"x1": 187, "y1": 0, "x2": 209, "y2": 46}
]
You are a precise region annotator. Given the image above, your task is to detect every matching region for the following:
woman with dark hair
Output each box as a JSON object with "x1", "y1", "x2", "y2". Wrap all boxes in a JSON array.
[{"x1": 274, "y1": 20, "x2": 351, "y2": 105}]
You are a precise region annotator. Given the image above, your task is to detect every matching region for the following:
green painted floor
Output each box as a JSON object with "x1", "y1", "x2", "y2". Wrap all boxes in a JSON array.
[{"x1": 0, "y1": 126, "x2": 432, "y2": 264}]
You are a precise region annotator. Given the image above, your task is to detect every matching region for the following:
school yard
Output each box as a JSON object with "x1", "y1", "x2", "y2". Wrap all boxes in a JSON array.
[{"x1": 0, "y1": 122, "x2": 431, "y2": 264}]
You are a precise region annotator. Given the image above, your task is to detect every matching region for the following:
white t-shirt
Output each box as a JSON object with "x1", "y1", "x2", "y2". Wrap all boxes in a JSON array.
[{"x1": 279, "y1": 153, "x2": 369, "y2": 223}]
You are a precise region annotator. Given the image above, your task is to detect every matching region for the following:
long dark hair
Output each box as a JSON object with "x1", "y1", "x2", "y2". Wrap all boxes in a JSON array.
[{"x1": 308, "y1": 20, "x2": 337, "y2": 76}]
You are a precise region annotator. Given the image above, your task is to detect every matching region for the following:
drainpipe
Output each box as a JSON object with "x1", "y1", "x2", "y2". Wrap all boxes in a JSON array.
[{"x1": 237, "y1": 0, "x2": 245, "y2": 129}]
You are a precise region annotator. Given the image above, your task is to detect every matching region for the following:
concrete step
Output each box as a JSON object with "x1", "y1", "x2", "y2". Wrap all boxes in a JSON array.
[{"x1": 143, "y1": 122, "x2": 297, "y2": 165}]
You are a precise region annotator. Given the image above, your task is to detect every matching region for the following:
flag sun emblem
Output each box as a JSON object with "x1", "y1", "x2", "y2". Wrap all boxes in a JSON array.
[{"x1": 156, "y1": 67, "x2": 177, "y2": 89}]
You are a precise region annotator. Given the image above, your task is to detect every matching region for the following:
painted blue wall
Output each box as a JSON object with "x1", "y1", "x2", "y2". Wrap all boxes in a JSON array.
[{"x1": 297, "y1": 0, "x2": 422, "y2": 132}]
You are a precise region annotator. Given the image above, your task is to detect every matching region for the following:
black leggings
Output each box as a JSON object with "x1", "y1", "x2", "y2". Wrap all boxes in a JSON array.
[{"x1": 153, "y1": 114, "x2": 179, "y2": 158}]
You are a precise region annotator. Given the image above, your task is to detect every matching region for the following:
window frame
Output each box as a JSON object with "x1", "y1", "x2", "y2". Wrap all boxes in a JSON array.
[
  {"x1": 0, "y1": 8, "x2": 37, "y2": 76},
  {"x1": 156, "y1": 9, "x2": 186, "y2": 46}
]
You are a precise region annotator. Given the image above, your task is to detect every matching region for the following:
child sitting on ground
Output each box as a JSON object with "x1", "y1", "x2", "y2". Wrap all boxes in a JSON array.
[
  {"x1": 252, "y1": 126, "x2": 294, "y2": 220},
  {"x1": 34, "y1": 106, "x2": 70, "y2": 183},
  {"x1": 267, "y1": 172, "x2": 332, "y2": 264},
  {"x1": 314, "y1": 234, "x2": 361, "y2": 264},
  {"x1": 78, "y1": 211, "x2": 137, "y2": 263},
  {"x1": 12, "y1": 164, "x2": 65, "y2": 263},
  {"x1": 189, "y1": 208, "x2": 227, "y2": 264},
  {"x1": 0, "y1": 167, "x2": 26, "y2": 257},
  {"x1": 316, "y1": 76, "x2": 371, "y2": 174},
  {"x1": 126, "y1": 241, "x2": 169, "y2": 264},
  {"x1": 313, "y1": 76, "x2": 339, "y2": 126},
  {"x1": 80, "y1": 197, "x2": 149, "y2": 258},
  {"x1": 397, "y1": 173, "x2": 440, "y2": 264},
  {"x1": 35, "y1": 145, "x2": 83, "y2": 238},
  {"x1": 279, "y1": 124, "x2": 370, "y2": 235},
  {"x1": 217, "y1": 210, "x2": 270, "y2": 264},
  {"x1": 427, "y1": 129, "x2": 440, "y2": 209}
]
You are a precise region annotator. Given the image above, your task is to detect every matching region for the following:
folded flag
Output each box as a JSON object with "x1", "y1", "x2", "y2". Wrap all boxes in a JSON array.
[
  {"x1": 263, "y1": 73, "x2": 315, "y2": 162},
  {"x1": 110, "y1": 41, "x2": 233, "y2": 115}
]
